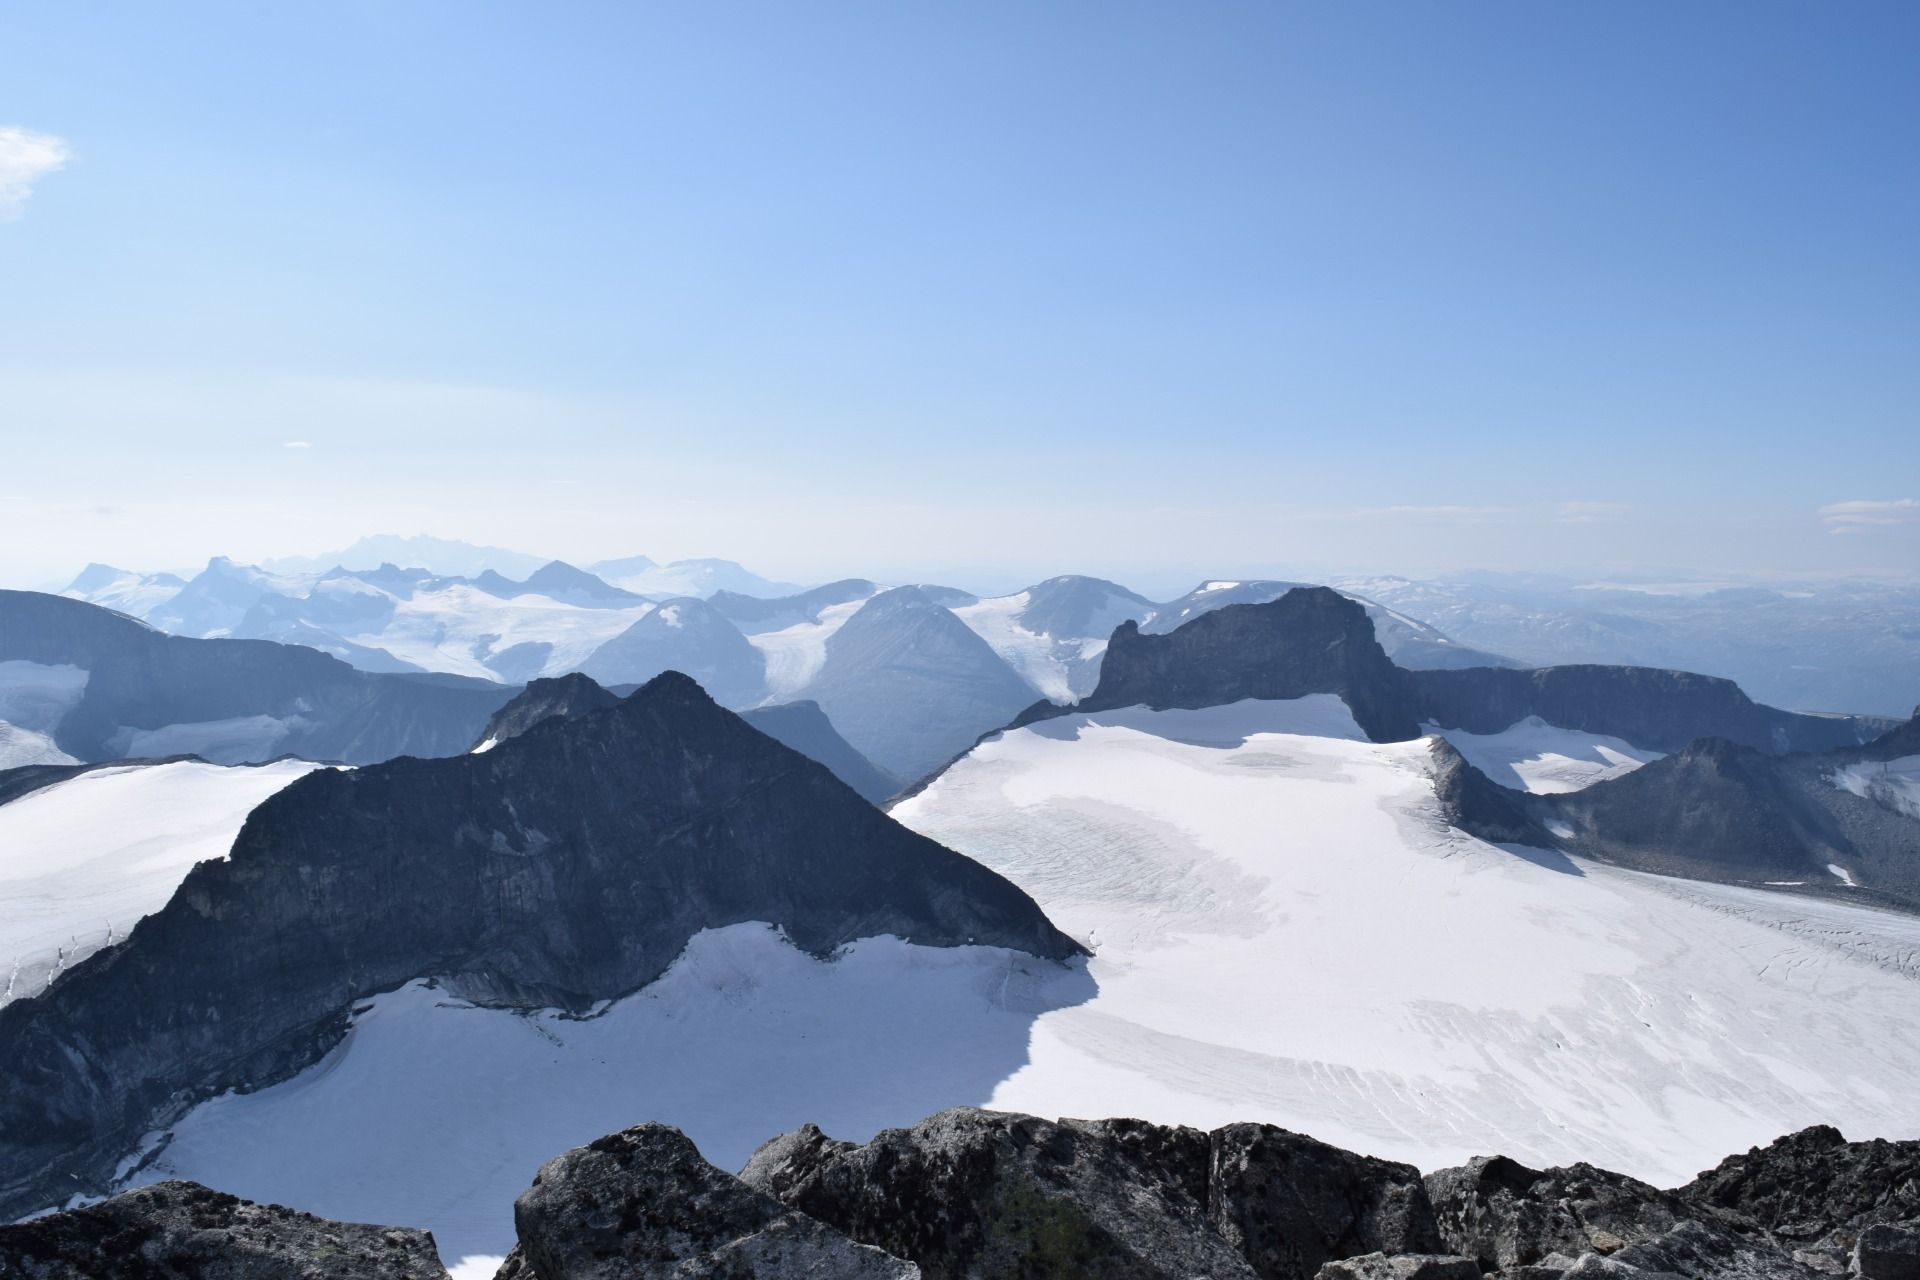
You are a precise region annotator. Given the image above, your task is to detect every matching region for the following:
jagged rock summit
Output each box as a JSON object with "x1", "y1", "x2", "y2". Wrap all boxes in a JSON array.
[
  {"x1": 1035, "y1": 586, "x2": 1423, "y2": 743},
  {"x1": 471, "y1": 671, "x2": 621, "y2": 750},
  {"x1": 0, "y1": 672, "x2": 1079, "y2": 1221}
]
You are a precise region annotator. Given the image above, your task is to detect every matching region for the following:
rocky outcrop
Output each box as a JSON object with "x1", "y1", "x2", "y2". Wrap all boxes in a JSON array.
[
  {"x1": 497, "y1": 1124, "x2": 917, "y2": 1279},
  {"x1": 471, "y1": 673, "x2": 621, "y2": 750},
  {"x1": 0, "y1": 1180, "x2": 447, "y2": 1279},
  {"x1": 1678, "y1": 1126, "x2": 1920, "y2": 1270},
  {"x1": 1428, "y1": 739, "x2": 1558, "y2": 847},
  {"x1": 1426, "y1": 1154, "x2": 1811, "y2": 1280},
  {"x1": 1411, "y1": 666, "x2": 1886, "y2": 756},
  {"x1": 1064, "y1": 587, "x2": 1424, "y2": 743},
  {"x1": 0, "y1": 675, "x2": 1079, "y2": 1220},
  {"x1": 738, "y1": 1107, "x2": 1440, "y2": 1280},
  {"x1": 0, "y1": 589, "x2": 514, "y2": 764},
  {"x1": 1315, "y1": 1254, "x2": 1482, "y2": 1280}
]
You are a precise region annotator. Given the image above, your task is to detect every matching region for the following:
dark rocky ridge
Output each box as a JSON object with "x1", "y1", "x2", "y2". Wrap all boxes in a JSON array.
[
  {"x1": 471, "y1": 672, "x2": 621, "y2": 749},
  {"x1": 491, "y1": 1111, "x2": 1920, "y2": 1280},
  {"x1": 0, "y1": 673, "x2": 1079, "y2": 1221},
  {"x1": 740, "y1": 1108, "x2": 1442, "y2": 1280},
  {"x1": 1410, "y1": 666, "x2": 1888, "y2": 756},
  {"x1": 1058, "y1": 587, "x2": 1425, "y2": 743},
  {"x1": 474, "y1": 675, "x2": 899, "y2": 803},
  {"x1": 1542, "y1": 738, "x2": 1920, "y2": 909},
  {"x1": 0, "y1": 590, "x2": 514, "y2": 764},
  {"x1": 0, "y1": 1180, "x2": 447, "y2": 1279}
]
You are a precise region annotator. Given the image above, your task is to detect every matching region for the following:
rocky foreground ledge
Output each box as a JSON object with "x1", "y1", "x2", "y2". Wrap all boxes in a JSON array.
[{"x1": 4, "y1": 1109, "x2": 1916, "y2": 1280}]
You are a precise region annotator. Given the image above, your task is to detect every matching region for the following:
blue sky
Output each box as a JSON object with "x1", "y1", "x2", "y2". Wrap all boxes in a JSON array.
[{"x1": 2, "y1": 1, "x2": 1916, "y2": 592}]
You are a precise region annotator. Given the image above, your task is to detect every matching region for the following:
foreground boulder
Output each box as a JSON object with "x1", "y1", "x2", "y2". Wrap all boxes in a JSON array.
[
  {"x1": 739, "y1": 1107, "x2": 1441, "y2": 1280},
  {"x1": 1679, "y1": 1125, "x2": 1920, "y2": 1273},
  {"x1": 496, "y1": 1124, "x2": 915, "y2": 1279},
  {"x1": 1425, "y1": 1154, "x2": 1808, "y2": 1280},
  {"x1": 0, "y1": 1180, "x2": 446, "y2": 1279}
]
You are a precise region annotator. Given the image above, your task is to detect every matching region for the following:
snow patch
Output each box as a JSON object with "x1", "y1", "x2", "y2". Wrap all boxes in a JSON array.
[
  {"x1": 111, "y1": 714, "x2": 299, "y2": 764},
  {"x1": 0, "y1": 720, "x2": 79, "y2": 769},
  {"x1": 1828, "y1": 863, "x2": 1858, "y2": 886},
  {"x1": 1433, "y1": 716, "x2": 1664, "y2": 794},
  {"x1": 1830, "y1": 755, "x2": 1920, "y2": 820},
  {"x1": 0, "y1": 660, "x2": 89, "y2": 733},
  {"x1": 0, "y1": 759, "x2": 321, "y2": 1004},
  {"x1": 745, "y1": 597, "x2": 868, "y2": 700}
]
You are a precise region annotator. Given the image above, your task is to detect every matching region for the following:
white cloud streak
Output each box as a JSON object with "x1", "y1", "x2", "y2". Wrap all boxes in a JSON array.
[
  {"x1": 1821, "y1": 498, "x2": 1918, "y2": 534},
  {"x1": 0, "y1": 126, "x2": 71, "y2": 220}
]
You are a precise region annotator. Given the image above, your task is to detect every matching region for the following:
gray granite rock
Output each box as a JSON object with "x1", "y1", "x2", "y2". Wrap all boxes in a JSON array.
[{"x1": 0, "y1": 1179, "x2": 446, "y2": 1279}]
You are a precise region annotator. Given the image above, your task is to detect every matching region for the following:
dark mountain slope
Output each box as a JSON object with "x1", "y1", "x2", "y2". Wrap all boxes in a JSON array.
[
  {"x1": 803, "y1": 587, "x2": 1042, "y2": 781},
  {"x1": 0, "y1": 673, "x2": 1078, "y2": 1217},
  {"x1": 740, "y1": 699, "x2": 901, "y2": 804},
  {"x1": 577, "y1": 597, "x2": 766, "y2": 705},
  {"x1": 1543, "y1": 738, "x2": 1920, "y2": 907},
  {"x1": 0, "y1": 590, "x2": 512, "y2": 764},
  {"x1": 1413, "y1": 665, "x2": 1888, "y2": 755}
]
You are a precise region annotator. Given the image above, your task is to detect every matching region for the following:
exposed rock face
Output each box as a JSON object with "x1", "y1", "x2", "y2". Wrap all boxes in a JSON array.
[
  {"x1": 471, "y1": 673, "x2": 621, "y2": 749},
  {"x1": 739, "y1": 1107, "x2": 1440, "y2": 1280},
  {"x1": 739, "y1": 699, "x2": 900, "y2": 804},
  {"x1": 0, "y1": 589, "x2": 513, "y2": 764},
  {"x1": 1544, "y1": 741, "x2": 1920, "y2": 909},
  {"x1": 1678, "y1": 1126, "x2": 1920, "y2": 1267},
  {"x1": 1065, "y1": 587, "x2": 1423, "y2": 744},
  {"x1": 0, "y1": 1180, "x2": 446, "y2": 1279},
  {"x1": 1428, "y1": 739, "x2": 1557, "y2": 846},
  {"x1": 1425, "y1": 1155, "x2": 1806, "y2": 1280},
  {"x1": 500, "y1": 1123, "x2": 917, "y2": 1279},
  {"x1": 1854, "y1": 1225, "x2": 1920, "y2": 1280},
  {"x1": 0, "y1": 675, "x2": 1078, "y2": 1221},
  {"x1": 1315, "y1": 1253, "x2": 1483, "y2": 1280},
  {"x1": 1411, "y1": 666, "x2": 1885, "y2": 756}
]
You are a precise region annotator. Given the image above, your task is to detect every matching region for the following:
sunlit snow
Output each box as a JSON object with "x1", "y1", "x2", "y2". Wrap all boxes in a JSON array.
[
  {"x1": 0, "y1": 759, "x2": 321, "y2": 1004},
  {"x1": 1432, "y1": 715, "x2": 1664, "y2": 793},
  {"x1": 103, "y1": 697, "x2": 1920, "y2": 1271}
]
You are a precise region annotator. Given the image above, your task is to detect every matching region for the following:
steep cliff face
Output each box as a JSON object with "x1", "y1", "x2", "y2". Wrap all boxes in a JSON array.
[
  {"x1": 0, "y1": 589, "x2": 513, "y2": 764},
  {"x1": 1411, "y1": 665, "x2": 1887, "y2": 755},
  {"x1": 0, "y1": 673, "x2": 1079, "y2": 1220},
  {"x1": 1061, "y1": 587, "x2": 1423, "y2": 744}
]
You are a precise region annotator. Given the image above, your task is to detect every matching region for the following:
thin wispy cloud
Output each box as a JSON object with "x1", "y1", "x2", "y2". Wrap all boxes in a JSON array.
[
  {"x1": 283, "y1": 440, "x2": 312, "y2": 449},
  {"x1": 1555, "y1": 501, "x2": 1631, "y2": 523},
  {"x1": 1821, "y1": 498, "x2": 1918, "y2": 534},
  {"x1": 0, "y1": 126, "x2": 70, "y2": 220}
]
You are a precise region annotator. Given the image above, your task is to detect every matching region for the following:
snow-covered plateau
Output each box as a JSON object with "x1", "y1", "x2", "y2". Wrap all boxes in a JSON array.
[{"x1": 86, "y1": 696, "x2": 1920, "y2": 1273}]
